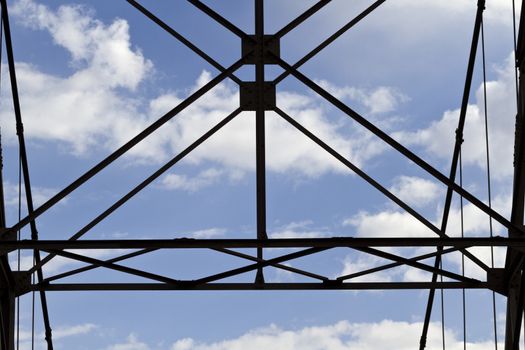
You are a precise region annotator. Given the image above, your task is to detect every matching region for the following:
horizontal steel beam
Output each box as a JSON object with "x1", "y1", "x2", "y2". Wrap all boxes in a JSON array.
[
  {"x1": 1, "y1": 236, "x2": 520, "y2": 250},
  {"x1": 31, "y1": 281, "x2": 489, "y2": 292}
]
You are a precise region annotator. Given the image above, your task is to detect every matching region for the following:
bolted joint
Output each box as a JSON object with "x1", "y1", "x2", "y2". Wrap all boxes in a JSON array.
[
  {"x1": 239, "y1": 82, "x2": 276, "y2": 111},
  {"x1": 15, "y1": 122, "x2": 24, "y2": 136},
  {"x1": 323, "y1": 279, "x2": 343, "y2": 288},
  {"x1": 487, "y1": 268, "x2": 510, "y2": 296},
  {"x1": 477, "y1": 0, "x2": 486, "y2": 10},
  {"x1": 455, "y1": 128, "x2": 464, "y2": 144},
  {"x1": 242, "y1": 35, "x2": 280, "y2": 65},
  {"x1": 255, "y1": 269, "x2": 265, "y2": 285},
  {"x1": 12, "y1": 271, "x2": 31, "y2": 297}
]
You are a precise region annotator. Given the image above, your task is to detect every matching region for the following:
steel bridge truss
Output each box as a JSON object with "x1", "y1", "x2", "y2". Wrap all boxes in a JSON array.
[{"x1": 0, "y1": 0, "x2": 525, "y2": 349}]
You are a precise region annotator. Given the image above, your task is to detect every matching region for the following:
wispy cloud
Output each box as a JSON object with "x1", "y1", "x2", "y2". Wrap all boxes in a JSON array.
[{"x1": 169, "y1": 320, "x2": 501, "y2": 350}]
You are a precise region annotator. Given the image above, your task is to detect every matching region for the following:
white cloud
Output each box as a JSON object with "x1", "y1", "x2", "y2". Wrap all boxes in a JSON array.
[
  {"x1": 107, "y1": 334, "x2": 150, "y2": 350},
  {"x1": 317, "y1": 80, "x2": 409, "y2": 115},
  {"x1": 169, "y1": 320, "x2": 502, "y2": 350},
  {"x1": 189, "y1": 227, "x2": 226, "y2": 239},
  {"x1": 389, "y1": 176, "x2": 442, "y2": 208},
  {"x1": 17, "y1": 323, "x2": 97, "y2": 350},
  {"x1": 3, "y1": 181, "x2": 64, "y2": 207},
  {"x1": 12, "y1": 0, "x2": 151, "y2": 90},
  {"x1": 394, "y1": 53, "x2": 517, "y2": 179},
  {"x1": 343, "y1": 210, "x2": 435, "y2": 238},
  {"x1": 53, "y1": 323, "x2": 98, "y2": 340},
  {"x1": 269, "y1": 221, "x2": 327, "y2": 238},
  {"x1": 3, "y1": 0, "x2": 153, "y2": 155},
  {"x1": 161, "y1": 168, "x2": 224, "y2": 192}
]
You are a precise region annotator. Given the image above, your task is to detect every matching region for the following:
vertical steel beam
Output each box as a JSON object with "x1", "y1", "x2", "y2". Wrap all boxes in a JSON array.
[
  {"x1": 419, "y1": 1, "x2": 485, "y2": 348},
  {"x1": 254, "y1": 0, "x2": 267, "y2": 284},
  {"x1": 505, "y1": 1, "x2": 525, "y2": 348}
]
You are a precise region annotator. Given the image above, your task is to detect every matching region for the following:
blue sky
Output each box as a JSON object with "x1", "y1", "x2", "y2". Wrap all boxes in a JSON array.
[{"x1": 0, "y1": 0, "x2": 521, "y2": 348}]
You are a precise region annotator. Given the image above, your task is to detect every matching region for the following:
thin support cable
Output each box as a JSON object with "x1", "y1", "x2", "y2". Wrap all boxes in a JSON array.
[
  {"x1": 440, "y1": 260, "x2": 445, "y2": 350},
  {"x1": 31, "y1": 270, "x2": 34, "y2": 350},
  {"x1": 460, "y1": 151, "x2": 467, "y2": 350},
  {"x1": 512, "y1": 0, "x2": 519, "y2": 105},
  {"x1": 481, "y1": 18, "x2": 498, "y2": 349},
  {"x1": 16, "y1": 149, "x2": 20, "y2": 350},
  {"x1": 511, "y1": 1, "x2": 524, "y2": 347}
]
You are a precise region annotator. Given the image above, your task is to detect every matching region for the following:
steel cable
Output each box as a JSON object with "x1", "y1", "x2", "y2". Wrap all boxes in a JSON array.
[{"x1": 481, "y1": 17, "x2": 498, "y2": 350}]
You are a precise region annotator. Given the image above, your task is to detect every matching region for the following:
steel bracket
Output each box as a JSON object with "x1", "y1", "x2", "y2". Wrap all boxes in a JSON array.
[
  {"x1": 12, "y1": 271, "x2": 31, "y2": 297},
  {"x1": 239, "y1": 82, "x2": 276, "y2": 111},
  {"x1": 487, "y1": 267, "x2": 513, "y2": 296},
  {"x1": 0, "y1": 229, "x2": 16, "y2": 256},
  {"x1": 242, "y1": 35, "x2": 280, "y2": 65}
]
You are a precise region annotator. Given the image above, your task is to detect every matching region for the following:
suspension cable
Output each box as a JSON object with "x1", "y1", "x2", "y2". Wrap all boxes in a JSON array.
[
  {"x1": 460, "y1": 150, "x2": 466, "y2": 350},
  {"x1": 511, "y1": 0, "x2": 524, "y2": 347},
  {"x1": 440, "y1": 263, "x2": 445, "y2": 350},
  {"x1": 481, "y1": 16, "x2": 498, "y2": 350},
  {"x1": 31, "y1": 269, "x2": 35, "y2": 350},
  {"x1": 512, "y1": 0, "x2": 519, "y2": 106},
  {"x1": 17, "y1": 142, "x2": 21, "y2": 350}
]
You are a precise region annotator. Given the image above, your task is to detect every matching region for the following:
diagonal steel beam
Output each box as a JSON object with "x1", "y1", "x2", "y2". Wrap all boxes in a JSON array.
[
  {"x1": 337, "y1": 247, "x2": 461, "y2": 281},
  {"x1": 273, "y1": 106, "x2": 489, "y2": 271},
  {"x1": 42, "y1": 247, "x2": 330, "y2": 284},
  {"x1": 193, "y1": 247, "x2": 330, "y2": 285},
  {"x1": 6, "y1": 55, "x2": 248, "y2": 238},
  {"x1": 355, "y1": 247, "x2": 480, "y2": 284},
  {"x1": 45, "y1": 248, "x2": 329, "y2": 287},
  {"x1": 186, "y1": 0, "x2": 253, "y2": 42},
  {"x1": 127, "y1": 0, "x2": 243, "y2": 85},
  {"x1": 272, "y1": 0, "x2": 332, "y2": 40},
  {"x1": 43, "y1": 250, "x2": 182, "y2": 285},
  {"x1": 213, "y1": 248, "x2": 329, "y2": 282},
  {"x1": 41, "y1": 248, "x2": 153, "y2": 284},
  {"x1": 272, "y1": 54, "x2": 523, "y2": 237},
  {"x1": 274, "y1": 0, "x2": 387, "y2": 84},
  {"x1": 28, "y1": 108, "x2": 242, "y2": 275}
]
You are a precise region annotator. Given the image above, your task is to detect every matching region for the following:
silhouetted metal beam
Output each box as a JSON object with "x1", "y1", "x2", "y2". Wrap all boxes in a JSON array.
[
  {"x1": 504, "y1": 0, "x2": 525, "y2": 347},
  {"x1": 273, "y1": 106, "x2": 488, "y2": 271},
  {"x1": 272, "y1": 54, "x2": 524, "y2": 237},
  {"x1": 355, "y1": 247, "x2": 479, "y2": 284},
  {"x1": 186, "y1": 0, "x2": 252, "y2": 41},
  {"x1": 272, "y1": 0, "x2": 331, "y2": 40},
  {"x1": 2, "y1": 236, "x2": 523, "y2": 251},
  {"x1": 337, "y1": 247, "x2": 461, "y2": 281},
  {"x1": 5, "y1": 56, "x2": 247, "y2": 238},
  {"x1": 31, "y1": 281, "x2": 489, "y2": 292},
  {"x1": 254, "y1": 0, "x2": 267, "y2": 284},
  {"x1": 29, "y1": 108, "x2": 242, "y2": 275},
  {"x1": 194, "y1": 247, "x2": 327, "y2": 285},
  {"x1": 126, "y1": 0, "x2": 243, "y2": 85},
  {"x1": 273, "y1": 0, "x2": 388, "y2": 84}
]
